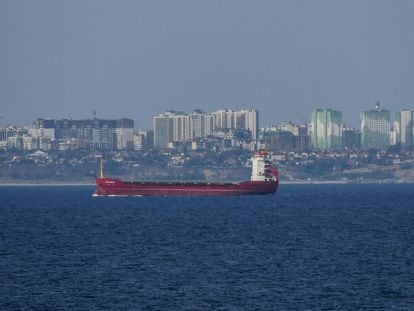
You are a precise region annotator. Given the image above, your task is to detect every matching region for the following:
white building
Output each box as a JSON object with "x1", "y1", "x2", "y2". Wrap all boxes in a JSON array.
[
  {"x1": 153, "y1": 111, "x2": 174, "y2": 148},
  {"x1": 396, "y1": 109, "x2": 413, "y2": 147},
  {"x1": 172, "y1": 113, "x2": 190, "y2": 142},
  {"x1": 204, "y1": 114, "x2": 214, "y2": 136},
  {"x1": 211, "y1": 109, "x2": 258, "y2": 139},
  {"x1": 115, "y1": 127, "x2": 134, "y2": 150},
  {"x1": 133, "y1": 133, "x2": 144, "y2": 151},
  {"x1": 153, "y1": 108, "x2": 259, "y2": 148},
  {"x1": 189, "y1": 110, "x2": 205, "y2": 139}
]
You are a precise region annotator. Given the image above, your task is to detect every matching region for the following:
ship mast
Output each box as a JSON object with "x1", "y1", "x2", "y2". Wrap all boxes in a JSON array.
[{"x1": 100, "y1": 159, "x2": 104, "y2": 179}]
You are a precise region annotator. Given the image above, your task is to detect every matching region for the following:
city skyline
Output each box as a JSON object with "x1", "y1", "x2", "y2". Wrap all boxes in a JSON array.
[
  {"x1": 1, "y1": 1, "x2": 414, "y2": 128},
  {"x1": 3, "y1": 103, "x2": 414, "y2": 152},
  {"x1": 1, "y1": 103, "x2": 413, "y2": 130}
]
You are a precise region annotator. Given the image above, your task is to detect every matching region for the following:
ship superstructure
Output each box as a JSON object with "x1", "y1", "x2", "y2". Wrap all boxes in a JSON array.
[{"x1": 95, "y1": 151, "x2": 279, "y2": 196}]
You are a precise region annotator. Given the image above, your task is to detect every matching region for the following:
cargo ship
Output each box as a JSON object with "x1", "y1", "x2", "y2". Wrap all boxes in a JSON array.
[{"x1": 95, "y1": 151, "x2": 279, "y2": 196}]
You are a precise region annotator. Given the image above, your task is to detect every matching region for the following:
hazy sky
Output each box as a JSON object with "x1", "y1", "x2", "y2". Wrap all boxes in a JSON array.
[{"x1": 1, "y1": 0, "x2": 413, "y2": 128}]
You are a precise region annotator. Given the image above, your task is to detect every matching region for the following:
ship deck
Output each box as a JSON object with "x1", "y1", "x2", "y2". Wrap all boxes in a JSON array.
[{"x1": 123, "y1": 181, "x2": 242, "y2": 187}]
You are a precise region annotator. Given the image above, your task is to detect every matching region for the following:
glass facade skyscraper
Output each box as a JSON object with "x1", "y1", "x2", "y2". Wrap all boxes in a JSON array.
[
  {"x1": 360, "y1": 103, "x2": 391, "y2": 150},
  {"x1": 311, "y1": 109, "x2": 342, "y2": 150}
]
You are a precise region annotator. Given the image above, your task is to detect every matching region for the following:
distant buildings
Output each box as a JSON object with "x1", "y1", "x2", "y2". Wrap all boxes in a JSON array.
[
  {"x1": 134, "y1": 130, "x2": 153, "y2": 151},
  {"x1": 342, "y1": 127, "x2": 361, "y2": 149},
  {"x1": 0, "y1": 126, "x2": 19, "y2": 141},
  {"x1": 360, "y1": 103, "x2": 391, "y2": 150},
  {"x1": 311, "y1": 109, "x2": 342, "y2": 150},
  {"x1": 153, "y1": 111, "x2": 174, "y2": 148},
  {"x1": 17, "y1": 118, "x2": 136, "y2": 151},
  {"x1": 395, "y1": 109, "x2": 413, "y2": 147},
  {"x1": 263, "y1": 122, "x2": 310, "y2": 152},
  {"x1": 3, "y1": 103, "x2": 414, "y2": 154},
  {"x1": 0, "y1": 126, "x2": 31, "y2": 150},
  {"x1": 211, "y1": 109, "x2": 258, "y2": 139},
  {"x1": 153, "y1": 109, "x2": 259, "y2": 149}
]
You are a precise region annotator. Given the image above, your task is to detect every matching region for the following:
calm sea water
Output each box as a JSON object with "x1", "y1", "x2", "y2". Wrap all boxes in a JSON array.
[{"x1": 1, "y1": 184, "x2": 414, "y2": 310}]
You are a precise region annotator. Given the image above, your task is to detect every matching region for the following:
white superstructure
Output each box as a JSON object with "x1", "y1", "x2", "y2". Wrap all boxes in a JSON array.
[{"x1": 250, "y1": 152, "x2": 278, "y2": 182}]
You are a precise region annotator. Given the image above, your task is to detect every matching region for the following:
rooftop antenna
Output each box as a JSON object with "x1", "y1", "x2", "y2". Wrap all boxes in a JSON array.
[{"x1": 375, "y1": 102, "x2": 380, "y2": 110}]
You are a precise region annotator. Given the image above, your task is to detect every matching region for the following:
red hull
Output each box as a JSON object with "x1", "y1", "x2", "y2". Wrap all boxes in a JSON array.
[{"x1": 95, "y1": 178, "x2": 278, "y2": 196}]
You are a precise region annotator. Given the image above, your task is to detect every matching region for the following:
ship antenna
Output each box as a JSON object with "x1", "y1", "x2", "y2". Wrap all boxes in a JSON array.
[
  {"x1": 261, "y1": 143, "x2": 269, "y2": 155},
  {"x1": 100, "y1": 159, "x2": 104, "y2": 179}
]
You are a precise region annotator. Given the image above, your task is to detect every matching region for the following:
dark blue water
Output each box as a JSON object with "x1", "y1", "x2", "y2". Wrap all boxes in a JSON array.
[{"x1": 1, "y1": 184, "x2": 414, "y2": 310}]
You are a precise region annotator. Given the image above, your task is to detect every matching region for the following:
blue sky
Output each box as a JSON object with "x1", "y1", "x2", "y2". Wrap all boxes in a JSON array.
[{"x1": 1, "y1": 0, "x2": 413, "y2": 128}]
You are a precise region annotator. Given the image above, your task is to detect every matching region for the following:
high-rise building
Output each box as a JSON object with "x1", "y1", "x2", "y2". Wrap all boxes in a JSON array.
[
  {"x1": 263, "y1": 121, "x2": 310, "y2": 152},
  {"x1": 360, "y1": 103, "x2": 391, "y2": 150},
  {"x1": 172, "y1": 112, "x2": 190, "y2": 142},
  {"x1": 204, "y1": 114, "x2": 214, "y2": 137},
  {"x1": 115, "y1": 128, "x2": 134, "y2": 150},
  {"x1": 153, "y1": 108, "x2": 259, "y2": 147},
  {"x1": 212, "y1": 110, "x2": 234, "y2": 129},
  {"x1": 395, "y1": 109, "x2": 413, "y2": 147},
  {"x1": 115, "y1": 118, "x2": 134, "y2": 150},
  {"x1": 311, "y1": 109, "x2": 342, "y2": 149},
  {"x1": 153, "y1": 111, "x2": 174, "y2": 148},
  {"x1": 189, "y1": 110, "x2": 205, "y2": 139},
  {"x1": 33, "y1": 117, "x2": 134, "y2": 150},
  {"x1": 244, "y1": 109, "x2": 259, "y2": 139},
  {"x1": 0, "y1": 127, "x2": 18, "y2": 141},
  {"x1": 133, "y1": 133, "x2": 144, "y2": 151},
  {"x1": 267, "y1": 131, "x2": 295, "y2": 152},
  {"x1": 210, "y1": 109, "x2": 259, "y2": 139},
  {"x1": 134, "y1": 130, "x2": 153, "y2": 151},
  {"x1": 391, "y1": 120, "x2": 400, "y2": 146}
]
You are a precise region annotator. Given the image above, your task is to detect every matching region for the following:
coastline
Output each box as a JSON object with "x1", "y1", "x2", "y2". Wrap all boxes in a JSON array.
[{"x1": 1, "y1": 179, "x2": 414, "y2": 186}]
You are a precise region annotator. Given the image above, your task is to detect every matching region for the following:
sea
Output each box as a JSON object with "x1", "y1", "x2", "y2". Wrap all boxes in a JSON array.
[{"x1": 1, "y1": 183, "x2": 414, "y2": 310}]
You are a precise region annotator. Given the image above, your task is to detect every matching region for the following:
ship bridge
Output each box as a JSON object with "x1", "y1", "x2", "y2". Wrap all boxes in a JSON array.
[{"x1": 250, "y1": 152, "x2": 278, "y2": 182}]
